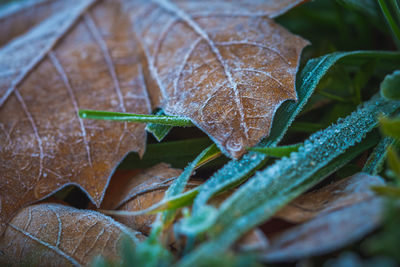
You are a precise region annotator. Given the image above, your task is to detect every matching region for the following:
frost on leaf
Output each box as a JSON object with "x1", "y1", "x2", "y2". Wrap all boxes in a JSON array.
[
  {"x1": 0, "y1": 0, "x2": 82, "y2": 47},
  {"x1": 124, "y1": 0, "x2": 309, "y2": 158},
  {"x1": 0, "y1": 0, "x2": 150, "y2": 234},
  {"x1": 0, "y1": 203, "x2": 144, "y2": 266},
  {"x1": 262, "y1": 173, "x2": 385, "y2": 262},
  {"x1": 274, "y1": 172, "x2": 385, "y2": 223},
  {"x1": 102, "y1": 163, "x2": 203, "y2": 235}
]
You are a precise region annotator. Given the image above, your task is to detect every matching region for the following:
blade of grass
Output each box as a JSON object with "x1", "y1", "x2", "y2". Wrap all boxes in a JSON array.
[
  {"x1": 79, "y1": 109, "x2": 193, "y2": 127},
  {"x1": 248, "y1": 144, "x2": 301, "y2": 157},
  {"x1": 363, "y1": 137, "x2": 394, "y2": 175}
]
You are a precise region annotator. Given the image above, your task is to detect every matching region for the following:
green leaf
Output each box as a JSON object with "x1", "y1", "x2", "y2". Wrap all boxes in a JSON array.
[
  {"x1": 79, "y1": 109, "x2": 193, "y2": 127},
  {"x1": 380, "y1": 116, "x2": 400, "y2": 140},
  {"x1": 363, "y1": 137, "x2": 394, "y2": 175},
  {"x1": 372, "y1": 185, "x2": 400, "y2": 198},
  {"x1": 381, "y1": 70, "x2": 400, "y2": 101},
  {"x1": 145, "y1": 110, "x2": 173, "y2": 141},
  {"x1": 195, "y1": 145, "x2": 222, "y2": 169},
  {"x1": 178, "y1": 94, "x2": 400, "y2": 265},
  {"x1": 387, "y1": 146, "x2": 400, "y2": 180},
  {"x1": 249, "y1": 144, "x2": 301, "y2": 157}
]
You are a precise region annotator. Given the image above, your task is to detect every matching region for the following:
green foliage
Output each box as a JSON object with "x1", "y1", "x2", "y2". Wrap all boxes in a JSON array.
[
  {"x1": 363, "y1": 201, "x2": 400, "y2": 263},
  {"x1": 177, "y1": 95, "x2": 400, "y2": 266},
  {"x1": 336, "y1": 0, "x2": 380, "y2": 20},
  {"x1": 381, "y1": 70, "x2": 400, "y2": 100},
  {"x1": 248, "y1": 143, "x2": 301, "y2": 157},
  {"x1": 380, "y1": 116, "x2": 400, "y2": 139},
  {"x1": 189, "y1": 50, "x2": 400, "y2": 215}
]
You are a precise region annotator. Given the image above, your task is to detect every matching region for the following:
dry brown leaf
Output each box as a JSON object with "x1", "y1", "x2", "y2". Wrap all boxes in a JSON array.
[
  {"x1": 101, "y1": 163, "x2": 182, "y2": 210},
  {"x1": 0, "y1": 0, "x2": 77, "y2": 47},
  {"x1": 104, "y1": 164, "x2": 200, "y2": 235},
  {"x1": 274, "y1": 172, "x2": 385, "y2": 223},
  {"x1": 0, "y1": 0, "x2": 150, "y2": 234},
  {"x1": 0, "y1": 203, "x2": 145, "y2": 266},
  {"x1": 124, "y1": 0, "x2": 309, "y2": 158},
  {"x1": 260, "y1": 173, "x2": 385, "y2": 262}
]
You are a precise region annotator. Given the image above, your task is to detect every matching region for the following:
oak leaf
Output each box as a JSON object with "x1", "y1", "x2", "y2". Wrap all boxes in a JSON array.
[
  {"x1": 124, "y1": 0, "x2": 309, "y2": 158},
  {"x1": 0, "y1": 0, "x2": 150, "y2": 234},
  {"x1": 0, "y1": 203, "x2": 145, "y2": 266}
]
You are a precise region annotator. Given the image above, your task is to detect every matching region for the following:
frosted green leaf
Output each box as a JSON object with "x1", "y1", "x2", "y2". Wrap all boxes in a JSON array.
[{"x1": 363, "y1": 137, "x2": 394, "y2": 175}]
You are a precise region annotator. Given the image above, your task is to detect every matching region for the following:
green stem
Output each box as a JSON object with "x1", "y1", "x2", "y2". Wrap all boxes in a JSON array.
[{"x1": 79, "y1": 109, "x2": 193, "y2": 127}]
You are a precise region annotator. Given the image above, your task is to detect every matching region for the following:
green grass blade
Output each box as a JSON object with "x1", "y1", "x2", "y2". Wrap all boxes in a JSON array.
[
  {"x1": 178, "y1": 95, "x2": 400, "y2": 266},
  {"x1": 387, "y1": 146, "x2": 400, "y2": 179},
  {"x1": 363, "y1": 137, "x2": 394, "y2": 175},
  {"x1": 79, "y1": 109, "x2": 193, "y2": 127},
  {"x1": 249, "y1": 144, "x2": 301, "y2": 157}
]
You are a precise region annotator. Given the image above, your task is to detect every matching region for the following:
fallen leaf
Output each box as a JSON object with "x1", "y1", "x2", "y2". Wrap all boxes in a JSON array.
[
  {"x1": 105, "y1": 164, "x2": 199, "y2": 235},
  {"x1": 274, "y1": 172, "x2": 385, "y2": 223},
  {"x1": 261, "y1": 173, "x2": 385, "y2": 262},
  {"x1": 0, "y1": 203, "x2": 145, "y2": 266},
  {"x1": 124, "y1": 0, "x2": 309, "y2": 158},
  {"x1": 0, "y1": 0, "x2": 78, "y2": 47},
  {"x1": 0, "y1": 0, "x2": 150, "y2": 234},
  {"x1": 101, "y1": 163, "x2": 182, "y2": 210}
]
